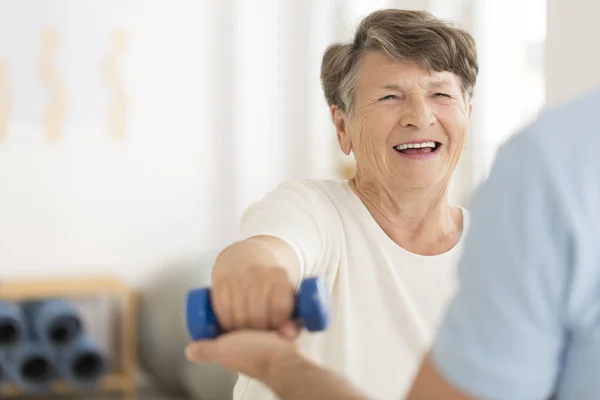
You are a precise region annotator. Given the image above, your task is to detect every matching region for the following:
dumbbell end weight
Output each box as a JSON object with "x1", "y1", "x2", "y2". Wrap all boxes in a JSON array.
[
  {"x1": 186, "y1": 276, "x2": 330, "y2": 341},
  {"x1": 186, "y1": 289, "x2": 220, "y2": 341},
  {"x1": 293, "y1": 277, "x2": 330, "y2": 332}
]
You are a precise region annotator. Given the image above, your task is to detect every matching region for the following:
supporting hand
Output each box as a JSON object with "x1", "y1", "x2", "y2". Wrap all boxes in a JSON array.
[{"x1": 185, "y1": 321, "x2": 301, "y2": 383}]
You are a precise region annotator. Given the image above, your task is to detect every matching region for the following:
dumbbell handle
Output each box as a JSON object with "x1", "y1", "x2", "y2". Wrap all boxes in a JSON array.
[{"x1": 186, "y1": 276, "x2": 330, "y2": 341}]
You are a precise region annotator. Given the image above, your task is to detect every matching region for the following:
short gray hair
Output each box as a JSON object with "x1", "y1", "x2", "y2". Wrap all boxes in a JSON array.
[{"x1": 320, "y1": 9, "x2": 479, "y2": 115}]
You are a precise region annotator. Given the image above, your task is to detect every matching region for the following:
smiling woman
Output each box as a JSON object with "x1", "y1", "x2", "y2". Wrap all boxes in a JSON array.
[{"x1": 186, "y1": 8, "x2": 480, "y2": 400}]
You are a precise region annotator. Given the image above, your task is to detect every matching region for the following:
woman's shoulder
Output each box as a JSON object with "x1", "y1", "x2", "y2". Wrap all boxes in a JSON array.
[{"x1": 252, "y1": 178, "x2": 353, "y2": 218}]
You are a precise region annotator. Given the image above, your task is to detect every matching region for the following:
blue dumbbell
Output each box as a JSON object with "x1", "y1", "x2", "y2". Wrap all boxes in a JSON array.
[{"x1": 186, "y1": 276, "x2": 330, "y2": 340}]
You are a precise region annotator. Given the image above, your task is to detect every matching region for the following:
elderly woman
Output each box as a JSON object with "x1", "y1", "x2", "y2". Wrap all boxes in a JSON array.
[{"x1": 188, "y1": 8, "x2": 478, "y2": 400}]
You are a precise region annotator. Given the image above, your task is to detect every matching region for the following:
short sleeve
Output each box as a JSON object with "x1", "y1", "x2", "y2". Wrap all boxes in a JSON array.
[
  {"x1": 431, "y1": 133, "x2": 572, "y2": 400},
  {"x1": 239, "y1": 180, "x2": 329, "y2": 279}
]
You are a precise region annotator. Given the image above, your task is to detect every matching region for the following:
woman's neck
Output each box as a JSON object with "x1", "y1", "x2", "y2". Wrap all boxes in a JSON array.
[{"x1": 349, "y1": 177, "x2": 463, "y2": 255}]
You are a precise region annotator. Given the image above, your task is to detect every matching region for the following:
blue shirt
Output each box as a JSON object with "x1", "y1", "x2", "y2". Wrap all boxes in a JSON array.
[{"x1": 432, "y1": 89, "x2": 600, "y2": 400}]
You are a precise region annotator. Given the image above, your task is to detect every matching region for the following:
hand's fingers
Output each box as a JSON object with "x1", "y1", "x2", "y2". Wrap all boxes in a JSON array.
[
  {"x1": 264, "y1": 279, "x2": 279, "y2": 330},
  {"x1": 185, "y1": 341, "x2": 219, "y2": 364},
  {"x1": 231, "y1": 278, "x2": 251, "y2": 329},
  {"x1": 269, "y1": 279, "x2": 295, "y2": 328},
  {"x1": 211, "y1": 281, "x2": 234, "y2": 331},
  {"x1": 185, "y1": 330, "x2": 291, "y2": 380},
  {"x1": 277, "y1": 320, "x2": 301, "y2": 339},
  {"x1": 249, "y1": 279, "x2": 269, "y2": 330}
]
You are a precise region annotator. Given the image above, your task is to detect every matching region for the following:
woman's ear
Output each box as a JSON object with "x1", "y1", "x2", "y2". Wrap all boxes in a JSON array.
[{"x1": 331, "y1": 105, "x2": 352, "y2": 155}]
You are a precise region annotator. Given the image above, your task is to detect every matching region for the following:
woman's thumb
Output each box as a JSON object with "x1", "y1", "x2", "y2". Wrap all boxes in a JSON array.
[{"x1": 185, "y1": 341, "x2": 219, "y2": 363}]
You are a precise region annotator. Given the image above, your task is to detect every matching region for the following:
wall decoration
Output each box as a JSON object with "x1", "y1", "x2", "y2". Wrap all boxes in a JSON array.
[
  {"x1": 0, "y1": 61, "x2": 10, "y2": 141},
  {"x1": 104, "y1": 29, "x2": 128, "y2": 141},
  {"x1": 40, "y1": 28, "x2": 67, "y2": 142}
]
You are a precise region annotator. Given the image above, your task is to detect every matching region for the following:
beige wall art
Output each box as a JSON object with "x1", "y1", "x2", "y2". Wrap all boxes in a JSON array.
[
  {"x1": 40, "y1": 28, "x2": 67, "y2": 142},
  {"x1": 105, "y1": 29, "x2": 128, "y2": 141}
]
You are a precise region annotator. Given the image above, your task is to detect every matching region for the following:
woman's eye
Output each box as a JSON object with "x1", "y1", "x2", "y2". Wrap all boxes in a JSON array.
[
  {"x1": 434, "y1": 93, "x2": 451, "y2": 98},
  {"x1": 380, "y1": 95, "x2": 397, "y2": 101}
]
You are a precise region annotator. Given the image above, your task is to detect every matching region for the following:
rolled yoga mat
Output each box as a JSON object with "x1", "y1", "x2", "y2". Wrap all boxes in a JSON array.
[
  {"x1": 53, "y1": 334, "x2": 109, "y2": 389},
  {"x1": 22, "y1": 299, "x2": 83, "y2": 348},
  {"x1": 6, "y1": 341, "x2": 55, "y2": 394},
  {"x1": 6, "y1": 299, "x2": 85, "y2": 393},
  {"x1": 0, "y1": 301, "x2": 26, "y2": 350}
]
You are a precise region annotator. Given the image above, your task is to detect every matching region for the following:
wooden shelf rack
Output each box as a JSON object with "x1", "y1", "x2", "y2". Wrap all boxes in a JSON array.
[{"x1": 0, "y1": 276, "x2": 138, "y2": 399}]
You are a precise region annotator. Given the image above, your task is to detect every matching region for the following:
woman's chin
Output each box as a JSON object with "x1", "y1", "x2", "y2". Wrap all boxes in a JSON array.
[{"x1": 390, "y1": 171, "x2": 449, "y2": 190}]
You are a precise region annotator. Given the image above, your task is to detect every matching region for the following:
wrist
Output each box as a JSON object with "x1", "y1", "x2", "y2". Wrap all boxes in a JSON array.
[
  {"x1": 264, "y1": 347, "x2": 315, "y2": 397},
  {"x1": 211, "y1": 240, "x2": 269, "y2": 276},
  {"x1": 212, "y1": 239, "x2": 294, "y2": 283}
]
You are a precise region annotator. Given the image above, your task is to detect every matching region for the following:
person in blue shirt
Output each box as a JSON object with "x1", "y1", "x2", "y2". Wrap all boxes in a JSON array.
[{"x1": 185, "y1": 88, "x2": 600, "y2": 400}]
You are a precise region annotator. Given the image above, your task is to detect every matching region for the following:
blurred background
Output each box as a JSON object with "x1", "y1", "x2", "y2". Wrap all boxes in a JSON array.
[{"x1": 0, "y1": 0, "x2": 598, "y2": 398}]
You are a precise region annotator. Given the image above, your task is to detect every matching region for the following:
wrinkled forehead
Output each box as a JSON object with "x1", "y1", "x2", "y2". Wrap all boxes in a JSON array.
[{"x1": 355, "y1": 52, "x2": 462, "y2": 93}]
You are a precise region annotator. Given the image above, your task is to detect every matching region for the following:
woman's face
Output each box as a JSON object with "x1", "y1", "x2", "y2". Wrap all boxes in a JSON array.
[{"x1": 332, "y1": 51, "x2": 471, "y2": 191}]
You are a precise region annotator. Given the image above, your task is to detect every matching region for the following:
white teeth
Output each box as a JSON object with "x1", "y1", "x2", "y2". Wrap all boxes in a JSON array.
[{"x1": 395, "y1": 141, "x2": 436, "y2": 151}]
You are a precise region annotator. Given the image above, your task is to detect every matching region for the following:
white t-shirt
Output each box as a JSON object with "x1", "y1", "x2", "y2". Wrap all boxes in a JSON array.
[{"x1": 233, "y1": 179, "x2": 469, "y2": 400}]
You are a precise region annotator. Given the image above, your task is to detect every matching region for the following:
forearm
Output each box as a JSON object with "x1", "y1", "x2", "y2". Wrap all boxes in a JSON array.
[
  {"x1": 212, "y1": 235, "x2": 301, "y2": 286},
  {"x1": 266, "y1": 353, "x2": 371, "y2": 400}
]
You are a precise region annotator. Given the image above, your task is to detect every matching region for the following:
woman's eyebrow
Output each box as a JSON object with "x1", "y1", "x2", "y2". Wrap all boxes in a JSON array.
[
  {"x1": 427, "y1": 79, "x2": 453, "y2": 89},
  {"x1": 379, "y1": 84, "x2": 403, "y2": 91},
  {"x1": 379, "y1": 79, "x2": 453, "y2": 91}
]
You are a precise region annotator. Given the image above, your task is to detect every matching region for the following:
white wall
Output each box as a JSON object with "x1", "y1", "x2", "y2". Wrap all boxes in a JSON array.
[
  {"x1": 546, "y1": 0, "x2": 600, "y2": 107},
  {"x1": 0, "y1": 1, "x2": 220, "y2": 285},
  {"x1": 464, "y1": 0, "x2": 546, "y2": 188},
  {"x1": 0, "y1": 0, "x2": 347, "y2": 286}
]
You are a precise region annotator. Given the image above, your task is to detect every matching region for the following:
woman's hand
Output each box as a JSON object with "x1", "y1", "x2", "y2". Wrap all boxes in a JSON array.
[
  {"x1": 185, "y1": 321, "x2": 301, "y2": 382},
  {"x1": 210, "y1": 237, "x2": 300, "y2": 332},
  {"x1": 186, "y1": 322, "x2": 371, "y2": 400}
]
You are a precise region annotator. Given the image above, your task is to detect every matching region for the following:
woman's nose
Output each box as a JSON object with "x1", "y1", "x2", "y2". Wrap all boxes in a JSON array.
[{"x1": 398, "y1": 99, "x2": 435, "y2": 130}]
